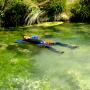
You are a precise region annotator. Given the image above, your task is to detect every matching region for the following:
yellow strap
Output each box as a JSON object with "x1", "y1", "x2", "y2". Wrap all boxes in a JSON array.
[{"x1": 44, "y1": 40, "x2": 54, "y2": 44}]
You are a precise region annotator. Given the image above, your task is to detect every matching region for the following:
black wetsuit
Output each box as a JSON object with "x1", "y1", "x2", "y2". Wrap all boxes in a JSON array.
[
  {"x1": 23, "y1": 38, "x2": 75, "y2": 49},
  {"x1": 23, "y1": 38, "x2": 43, "y2": 44}
]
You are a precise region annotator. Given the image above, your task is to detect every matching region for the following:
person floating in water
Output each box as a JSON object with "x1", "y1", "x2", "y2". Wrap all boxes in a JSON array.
[{"x1": 15, "y1": 35, "x2": 78, "y2": 54}]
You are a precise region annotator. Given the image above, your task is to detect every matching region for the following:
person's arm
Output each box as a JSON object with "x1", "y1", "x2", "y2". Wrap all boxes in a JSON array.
[{"x1": 15, "y1": 40, "x2": 27, "y2": 44}]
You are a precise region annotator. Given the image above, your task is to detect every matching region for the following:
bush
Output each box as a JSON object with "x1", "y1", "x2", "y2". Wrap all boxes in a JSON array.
[
  {"x1": 40, "y1": 0, "x2": 66, "y2": 21},
  {"x1": 2, "y1": 3, "x2": 31, "y2": 27},
  {"x1": 70, "y1": 0, "x2": 90, "y2": 22}
]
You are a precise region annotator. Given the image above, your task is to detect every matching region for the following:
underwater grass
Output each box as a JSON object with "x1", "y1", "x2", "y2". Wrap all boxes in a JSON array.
[{"x1": 0, "y1": 22, "x2": 90, "y2": 89}]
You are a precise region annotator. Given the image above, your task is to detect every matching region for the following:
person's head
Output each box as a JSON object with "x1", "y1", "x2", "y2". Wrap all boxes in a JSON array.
[
  {"x1": 23, "y1": 35, "x2": 31, "y2": 39},
  {"x1": 31, "y1": 36, "x2": 39, "y2": 39}
]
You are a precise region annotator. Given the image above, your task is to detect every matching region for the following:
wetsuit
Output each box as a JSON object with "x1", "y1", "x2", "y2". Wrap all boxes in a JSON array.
[
  {"x1": 23, "y1": 38, "x2": 43, "y2": 45},
  {"x1": 52, "y1": 42, "x2": 76, "y2": 49},
  {"x1": 15, "y1": 37, "x2": 77, "y2": 53},
  {"x1": 16, "y1": 38, "x2": 76, "y2": 49},
  {"x1": 23, "y1": 38, "x2": 53, "y2": 49}
]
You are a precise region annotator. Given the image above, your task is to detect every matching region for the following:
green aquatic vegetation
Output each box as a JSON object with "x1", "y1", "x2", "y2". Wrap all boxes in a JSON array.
[
  {"x1": 0, "y1": 76, "x2": 59, "y2": 90},
  {"x1": 66, "y1": 70, "x2": 90, "y2": 90},
  {"x1": 0, "y1": 22, "x2": 90, "y2": 89}
]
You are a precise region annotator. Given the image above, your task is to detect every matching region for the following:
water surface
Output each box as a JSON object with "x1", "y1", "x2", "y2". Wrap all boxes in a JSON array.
[{"x1": 0, "y1": 23, "x2": 90, "y2": 89}]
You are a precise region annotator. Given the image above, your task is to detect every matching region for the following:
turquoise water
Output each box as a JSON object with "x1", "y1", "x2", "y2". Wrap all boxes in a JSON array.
[{"x1": 0, "y1": 23, "x2": 90, "y2": 89}]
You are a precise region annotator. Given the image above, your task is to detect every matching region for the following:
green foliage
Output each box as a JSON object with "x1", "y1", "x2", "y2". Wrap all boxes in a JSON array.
[
  {"x1": 70, "y1": 0, "x2": 90, "y2": 22},
  {"x1": 0, "y1": 0, "x2": 22, "y2": 11},
  {"x1": 0, "y1": 0, "x2": 90, "y2": 27},
  {"x1": 1, "y1": 0, "x2": 66, "y2": 27},
  {"x1": 40, "y1": 0, "x2": 66, "y2": 21},
  {"x1": 2, "y1": 2, "x2": 31, "y2": 27},
  {"x1": 25, "y1": 7, "x2": 43, "y2": 25},
  {"x1": 25, "y1": 0, "x2": 66, "y2": 25}
]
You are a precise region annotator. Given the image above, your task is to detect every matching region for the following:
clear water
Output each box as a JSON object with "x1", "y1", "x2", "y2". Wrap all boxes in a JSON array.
[
  {"x1": 0, "y1": 23, "x2": 90, "y2": 89},
  {"x1": 33, "y1": 23, "x2": 90, "y2": 89}
]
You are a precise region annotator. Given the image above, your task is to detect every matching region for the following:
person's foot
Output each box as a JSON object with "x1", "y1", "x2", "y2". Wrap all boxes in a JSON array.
[{"x1": 71, "y1": 46, "x2": 79, "y2": 49}]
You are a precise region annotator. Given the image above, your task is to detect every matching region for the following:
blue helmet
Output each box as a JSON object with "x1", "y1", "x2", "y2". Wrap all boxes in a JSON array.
[{"x1": 31, "y1": 36, "x2": 39, "y2": 39}]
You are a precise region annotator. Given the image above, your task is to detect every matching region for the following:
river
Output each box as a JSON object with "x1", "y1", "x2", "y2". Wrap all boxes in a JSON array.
[{"x1": 0, "y1": 23, "x2": 90, "y2": 90}]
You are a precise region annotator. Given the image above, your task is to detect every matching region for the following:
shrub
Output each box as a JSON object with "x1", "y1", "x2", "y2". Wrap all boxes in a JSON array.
[
  {"x1": 40, "y1": 0, "x2": 66, "y2": 21},
  {"x1": 2, "y1": 3, "x2": 31, "y2": 27},
  {"x1": 70, "y1": 0, "x2": 90, "y2": 22}
]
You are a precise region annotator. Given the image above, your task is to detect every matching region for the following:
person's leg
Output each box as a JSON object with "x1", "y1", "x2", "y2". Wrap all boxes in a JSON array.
[
  {"x1": 37, "y1": 43, "x2": 64, "y2": 54},
  {"x1": 44, "y1": 45, "x2": 64, "y2": 54},
  {"x1": 54, "y1": 42, "x2": 78, "y2": 49}
]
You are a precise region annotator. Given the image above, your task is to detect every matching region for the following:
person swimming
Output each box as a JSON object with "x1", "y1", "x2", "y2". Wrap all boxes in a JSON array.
[
  {"x1": 22, "y1": 35, "x2": 78, "y2": 49},
  {"x1": 15, "y1": 35, "x2": 78, "y2": 53}
]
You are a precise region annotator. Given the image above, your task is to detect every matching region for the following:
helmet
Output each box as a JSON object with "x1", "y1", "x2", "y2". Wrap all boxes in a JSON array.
[{"x1": 31, "y1": 36, "x2": 39, "y2": 39}]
